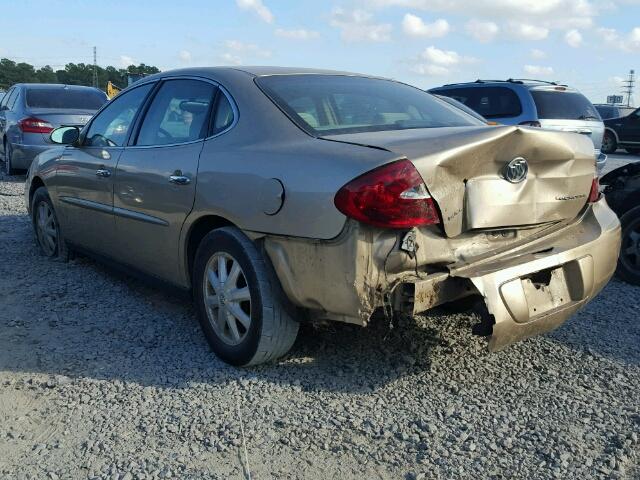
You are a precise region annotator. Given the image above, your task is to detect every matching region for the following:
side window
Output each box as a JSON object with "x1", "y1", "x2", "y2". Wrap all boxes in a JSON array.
[
  {"x1": 438, "y1": 87, "x2": 522, "y2": 119},
  {"x1": 8, "y1": 89, "x2": 21, "y2": 110},
  {"x1": 0, "y1": 88, "x2": 13, "y2": 109},
  {"x1": 136, "y1": 79, "x2": 216, "y2": 146},
  {"x1": 4, "y1": 88, "x2": 18, "y2": 111},
  {"x1": 212, "y1": 92, "x2": 235, "y2": 134},
  {"x1": 84, "y1": 83, "x2": 154, "y2": 147}
]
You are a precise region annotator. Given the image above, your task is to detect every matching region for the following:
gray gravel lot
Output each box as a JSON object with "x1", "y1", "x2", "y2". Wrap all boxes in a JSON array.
[{"x1": 0, "y1": 157, "x2": 639, "y2": 480}]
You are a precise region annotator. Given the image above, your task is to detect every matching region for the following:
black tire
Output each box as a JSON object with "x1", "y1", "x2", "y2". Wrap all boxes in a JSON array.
[
  {"x1": 30, "y1": 187, "x2": 69, "y2": 261},
  {"x1": 625, "y1": 148, "x2": 640, "y2": 156},
  {"x1": 4, "y1": 142, "x2": 16, "y2": 175},
  {"x1": 193, "y1": 227, "x2": 299, "y2": 366},
  {"x1": 616, "y1": 205, "x2": 640, "y2": 286},
  {"x1": 601, "y1": 131, "x2": 617, "y2": 154}
]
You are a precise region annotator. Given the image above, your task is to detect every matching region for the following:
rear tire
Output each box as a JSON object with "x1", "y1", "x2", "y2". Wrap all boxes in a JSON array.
[
  {"x1": 625, "y1": 148, "x2": 640, "y2": 156},
  {"x1": 4, "y1": 142, "x2": 16, "y2": 175},
  {"x1": 193, "y1": 227, "x2": 299, "y2": 366},
  {"x1": 601, "y1": 131, "x2": 617, "y2": 154},
  {"x1": 616, "y1": 205, "x2": 640, "y2": 286}
]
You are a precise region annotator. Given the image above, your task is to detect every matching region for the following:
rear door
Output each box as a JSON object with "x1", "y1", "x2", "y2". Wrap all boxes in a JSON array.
[
  {"x1": 112, "y1": 78, "x2": 217, "y2": 281},
  {"x1": 619, "y1": 109, "x2": 640, "y2": 143},
  {"x1": 55, "y1": 82, "x2": 155, "y2": 256}
]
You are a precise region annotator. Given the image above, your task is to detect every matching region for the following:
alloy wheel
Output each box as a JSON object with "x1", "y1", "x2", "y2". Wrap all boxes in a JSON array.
[
  {"x1": 202, "y1": 252, "x2": 252, "y2": 346},
  {"x1": 35, "y1": 201, "x2": 58, "y2": 256}
]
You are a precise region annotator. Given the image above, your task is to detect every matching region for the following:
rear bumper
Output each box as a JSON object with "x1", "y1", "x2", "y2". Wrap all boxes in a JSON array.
[
  {"x1": 414, "y1": 199, "x2": 620, "y2": 350},
  {"x1": 263, "y1": 198, "x2": 620, "y2": 350},
  {"x1": 10, "y1": 143, "x2": 50, "y2": 169}
]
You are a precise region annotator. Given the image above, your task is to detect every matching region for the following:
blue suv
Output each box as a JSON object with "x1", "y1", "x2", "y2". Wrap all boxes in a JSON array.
[{"x1": 430, "y1": 79, "x2": 606, "y2": 173}]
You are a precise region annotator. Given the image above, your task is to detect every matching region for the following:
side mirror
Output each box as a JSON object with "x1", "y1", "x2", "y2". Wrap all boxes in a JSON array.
[{"x1": 50, "y1": 126, "x2": 80, "y2": 145}]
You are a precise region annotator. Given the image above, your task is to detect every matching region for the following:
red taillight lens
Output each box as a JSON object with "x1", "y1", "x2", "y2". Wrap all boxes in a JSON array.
[
  {"x1": 18, "y1": 117, "x2": 54, "y2": 134},
  {"x1": 588, "y1": 177, "x2": 601, "y2": 203},
  {"x1": 334, "y1": 159, "x2": 441, "y2": 229},
  {"x1": 518, "y1": 121, "x2": 541, "y2": 127}
]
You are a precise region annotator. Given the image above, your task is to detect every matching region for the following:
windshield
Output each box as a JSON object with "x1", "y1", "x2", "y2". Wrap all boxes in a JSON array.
[
  {"x1": 257, "y1": 75, "x2": 482, "y2": 135},
  {"x1": 531, "y1": 90, "x2": 601, "y2": 121},
  {"x1": 26, "y1": 88, "x2": 107, "y2": 110}
]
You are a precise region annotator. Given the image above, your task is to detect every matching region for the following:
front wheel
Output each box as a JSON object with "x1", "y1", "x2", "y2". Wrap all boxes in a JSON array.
[
  {"x1": 31, "y1": 187, "x2": 68, "y2": 260},
  {"x1": 617, "y1": 205, "x2": 640, "y2": 286},
  {"x1": 601, "y1": 131, "x2": 617, "y2": 154},
  {"x1": 193, "y1": 227, "x2": 299, "y2": 366},
  {"x1": 4, "y1": 143, "x2": 16, "y2": 175}
]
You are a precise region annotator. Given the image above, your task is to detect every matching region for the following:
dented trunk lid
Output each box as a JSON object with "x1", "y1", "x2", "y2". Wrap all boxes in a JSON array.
[{"x1": 323, "y1": 125, "x2": 596, "y2": 237}]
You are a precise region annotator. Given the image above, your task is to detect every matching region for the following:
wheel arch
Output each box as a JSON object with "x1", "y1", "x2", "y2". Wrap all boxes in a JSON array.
[
  {"x1": 28, "y1": 176, "x2": 46, "y2": 212},
  {"x1": 183, "y1": 214, "x2": 236, "y2": 288},
  {"x1": 605, "y1": 127, "x2": 620, "y2": 144}
]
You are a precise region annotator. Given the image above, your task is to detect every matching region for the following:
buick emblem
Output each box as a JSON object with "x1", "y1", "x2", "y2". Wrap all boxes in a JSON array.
[{"x1": 503, "y1": 157, "x2": 528, "y2": 183}]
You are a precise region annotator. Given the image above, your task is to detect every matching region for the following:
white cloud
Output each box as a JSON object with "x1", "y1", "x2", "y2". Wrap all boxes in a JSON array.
[
  {"x1": 119, "y1": 55, "x2": 135, "y2": 68},
  {"x1": 402, "y1": 14, "x2": 450, "y2": 38},
  {"x1": 178, "y1": 50, "x2": 192, "y2": 63},
  {"x1": 565, "y1": 29, "x2": 583, "y2": 47},
  {"x1": 275, "y1": 28, "x2": 320, "y2": 40},
  {"x1": 596, "y1": 26, "x2": 640, "y2": 51},
  {"x1": 421, "y1": 46, "x2": 461, "y2": 65},
  {"x1": 220, "y1": 40, "x2": 271, "y2": 66},
  {"x1": 412, "y1": 64, "x2": 450, "y2": 76},
  {"x1": 524, "y1": 64, "x2": 554, "y2": 76},
  {"x1": 236, "y1": 0, "x2": 274, "y2": 23},
  {"x1": 530, "y1": 48, "x2": 547, "y2": 59},
  {"x1": 464, "y1": 19, "x2": 499, "y2": 42},
  {"x1": 330, "y1": 8, "x2": 392, "y2": 42},
  {"x1": 507, "y1": 22, "x2": 549, "y2": 40}
]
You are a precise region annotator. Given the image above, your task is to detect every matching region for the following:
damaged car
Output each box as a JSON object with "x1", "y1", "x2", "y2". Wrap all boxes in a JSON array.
[
  {"x1": 25, "y1": 67, "x2": 621, "y2": 366},
  {"x1": 601, "y1": 162, "x2": 640, "y2": 285}
]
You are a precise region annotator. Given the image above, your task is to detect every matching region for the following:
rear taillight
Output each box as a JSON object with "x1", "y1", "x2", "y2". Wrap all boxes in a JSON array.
[
  {"x1": 18, "y1": 117, "x2": 54, "y2": 134},
  {"x1": 518, "y1": 121, "x2": 541, "y2": 127},
  {"x1": 588, "y1": 177, "x2": 601, "y2": 203},
  {"x1": 334, "y1": 159, "x2": 441, "y2": 229}
]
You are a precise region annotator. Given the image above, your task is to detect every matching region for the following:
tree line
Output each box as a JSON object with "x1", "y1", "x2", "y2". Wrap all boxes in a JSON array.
[{"x1": 0, "y1": 58, "x2": 160, "y2": 91}]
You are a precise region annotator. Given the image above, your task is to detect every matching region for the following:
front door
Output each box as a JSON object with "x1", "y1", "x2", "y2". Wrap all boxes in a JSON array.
[
  {"x1": 55, "y1": 82, "x2": 155, "y2": 256},
  {"x1": 113, "y1": 78, "x2": 217, "y2": 281}
]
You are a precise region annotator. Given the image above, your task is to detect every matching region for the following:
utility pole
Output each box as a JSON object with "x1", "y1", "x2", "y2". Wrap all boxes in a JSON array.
[
  {"x1": 622, "y1": 69, "x2": 635, "y2": 107},
  {"x1": 92, "y1": 46, "x2": 98, "y2": 88}
]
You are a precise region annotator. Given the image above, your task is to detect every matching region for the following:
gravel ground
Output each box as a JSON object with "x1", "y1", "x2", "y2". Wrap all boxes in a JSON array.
[{"x1": 0, "y1": 164, "x2": 639, "y2": 480}]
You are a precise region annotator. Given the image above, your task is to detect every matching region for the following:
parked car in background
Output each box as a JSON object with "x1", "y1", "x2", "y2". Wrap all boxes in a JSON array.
[
  {"x1": 26, "y1": 67, "x2": 620, "y2": 366},
  {"x1": 433, "y1": 94, "x2": 491, "y2": 124},
  {"x1": 429, "y1": 79, "x2": 607, "y2": 174},
  {"x1": 0, "y1": 83, "x2": 108, "y2": 174},
  {"x1": 594, "y1": 103, "x2": 636, "y2": 120},
  {"x1": 601, "y1": 107, "x2": 640, "y2": 155},
  {"x1": 601, "y1": 162, "x2": 640, "y2": 284}
]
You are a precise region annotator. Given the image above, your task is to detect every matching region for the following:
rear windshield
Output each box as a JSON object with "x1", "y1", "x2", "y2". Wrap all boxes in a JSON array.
[
  {"x1": 25, "y1": 88, "x2": 107, "y2": 110},
  {"x1": 256, "y1": 75, "x2": 482, "y2": 136},
  {"x1": 433, "y1": 86, "x2": 522, "y2": 119},
  {"x1": 531, "y1": 90, "x2": 600, "y2": 121},
  {"x1": 595, "y1": 105, "x2": 616, "y2": 119}
]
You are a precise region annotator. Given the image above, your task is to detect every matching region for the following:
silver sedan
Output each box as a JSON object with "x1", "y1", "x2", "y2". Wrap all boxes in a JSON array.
[{"x1": 25, "y1": 67, "x2": 620, "y2": 366}]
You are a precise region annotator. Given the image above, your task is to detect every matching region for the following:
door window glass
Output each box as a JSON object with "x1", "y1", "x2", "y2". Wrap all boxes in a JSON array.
[
  {"x1": 136, "y1": 80, "x2": 216, "y2": 146},
  {"x1": 434, "y1": 86, "x2": 522, "y2": 119},
  {"x1": 84, "y1": 83, "x2": 154, "y2": 147},
  {"x1": 0, "y1": 88, "x2": 14, "y2": 109},
  {"x1": 212, "y1": 93, "x2": 235, "y2": 134},
  {"x1": 4, "y1": 88, "x2": 19, "y2": 111}
]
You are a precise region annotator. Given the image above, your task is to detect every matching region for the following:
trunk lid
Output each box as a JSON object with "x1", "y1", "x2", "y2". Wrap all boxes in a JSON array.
[
  {"x1": 324, "y1": 125, "x2": 596, "y2": 237},
  {"x1": 24, "y1": 108, "x2": 95, "y2": 143}
]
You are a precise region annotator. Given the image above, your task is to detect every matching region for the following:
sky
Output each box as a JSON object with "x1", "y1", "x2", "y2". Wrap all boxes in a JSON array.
[{"x1": 1, "y1": 0, "x2": 639, "y2": 103}]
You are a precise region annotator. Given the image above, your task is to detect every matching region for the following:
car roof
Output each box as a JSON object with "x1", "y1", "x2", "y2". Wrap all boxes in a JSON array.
[
  {"x1": 13, "y1": 83, "x2": 104, "y2": 92},
  {"x1": 144, "y1": 66, "x2": 379, "y2": 82},
  {"x1": 433, "y1": 79, "x2": 570, "y2": 89}
]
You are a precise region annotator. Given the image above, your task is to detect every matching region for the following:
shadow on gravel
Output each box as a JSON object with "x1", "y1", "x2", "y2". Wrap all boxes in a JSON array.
[{"x1": 0, "y1": 218, "x2": 449, "y2": 392}]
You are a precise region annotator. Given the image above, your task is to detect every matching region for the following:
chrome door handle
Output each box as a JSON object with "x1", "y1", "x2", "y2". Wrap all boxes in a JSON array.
[
  {"x1": 96, "y1": 169, "x2": 111, "y2": 178},
  {"x1": 169, "y1": 175, "x2": 191, "y2": 185}
]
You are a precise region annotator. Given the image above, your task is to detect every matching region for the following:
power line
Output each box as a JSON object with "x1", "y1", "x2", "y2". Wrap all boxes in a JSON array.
[{"x1": 622, "y1": 69, "x2": 635, "y2": 107}]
